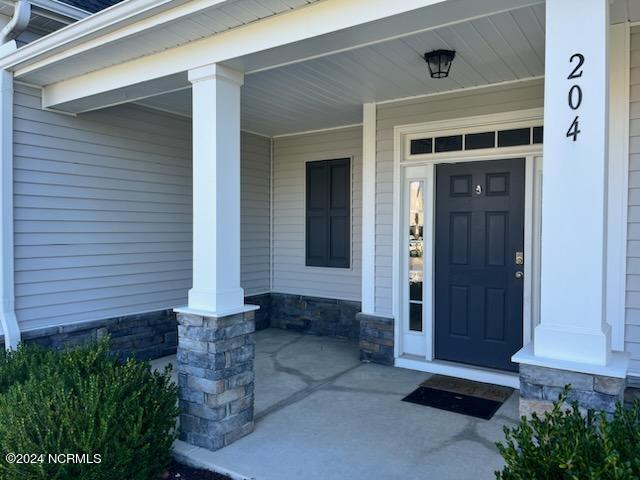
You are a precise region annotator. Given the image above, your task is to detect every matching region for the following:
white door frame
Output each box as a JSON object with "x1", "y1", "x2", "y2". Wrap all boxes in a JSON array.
[{"x1": 392, "y1": 108, "x2": 544, "y2": 387}]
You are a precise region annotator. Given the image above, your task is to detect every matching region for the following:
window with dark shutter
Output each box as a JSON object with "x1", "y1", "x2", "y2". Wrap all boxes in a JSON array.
[{"x1": 306, "y1": 158, "x2": 351, "y2": 268}]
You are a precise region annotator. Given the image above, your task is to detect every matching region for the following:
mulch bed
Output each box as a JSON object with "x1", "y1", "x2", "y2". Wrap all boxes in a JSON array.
[{"x1": 162, "y1": 459, "x2": 232, "y2": 480}]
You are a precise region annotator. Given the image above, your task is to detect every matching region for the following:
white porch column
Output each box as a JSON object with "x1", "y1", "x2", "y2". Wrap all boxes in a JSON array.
[
  {"x1": 184, "y1": 64, "x2": 246, "y2": 315},
  {"x1": 533, "y1": 0, "x2": 612, "y2": 366},
  {"x1": 513, "y1": 0, "x2": 629, "y2": 417},
  {"x1": 0, "y1": 69, "x2": 19, "y2": 350}
]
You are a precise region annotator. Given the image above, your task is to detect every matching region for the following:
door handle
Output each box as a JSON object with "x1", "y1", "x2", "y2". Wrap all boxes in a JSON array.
[{"x1": 515, "y1": 271, "x2": 524, "y2": 279}]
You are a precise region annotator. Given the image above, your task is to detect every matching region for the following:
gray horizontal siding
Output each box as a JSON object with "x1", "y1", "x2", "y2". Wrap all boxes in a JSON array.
[
  {"x1": 627, "y1": 28, "x2": 640, "y2": 374},
  {"x1": 272, "y1": 126, "x2": 362, "y2": 301},
  {"x1": 375, "y1": 78, "x2": 545, "y2": 315},
  {"x1": 13, "y1": 85, "x2": 271, "y2": 333},
  {"x1": 14, "y1": 84, "x2": 193, "y2": 332},
  {"x1": 241, "y1": 131, "x2": 271, "y2": 296}
]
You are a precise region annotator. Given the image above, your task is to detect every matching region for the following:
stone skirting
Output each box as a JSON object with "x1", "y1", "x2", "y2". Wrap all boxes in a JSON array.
[
  {"x1": 519, "y1": 363, "x2": 626, "y2": 416},
  {"x1": 357, "y1": 313, "x2": 394, "y2": 366},
  {"x1": 1, "y1": 293, "x2": 362, "y2": 359},
  {"x1": 270, "y1": 293, "x2": 361, "y2": 340},
  {"x1": 0, "y1": 310, "x2": 178, "y2": 360},
  {"x1": 245, "y1": 293, "x2": 271, "y2": 331},
  {"x1": 176, "y1": 310, "x2": 255, "y2": 451}
]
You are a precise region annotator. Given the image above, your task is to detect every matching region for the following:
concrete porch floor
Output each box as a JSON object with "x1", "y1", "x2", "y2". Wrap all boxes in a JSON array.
[{"x1": 151, "y1": 328, "x2": 519, "y2": 480}]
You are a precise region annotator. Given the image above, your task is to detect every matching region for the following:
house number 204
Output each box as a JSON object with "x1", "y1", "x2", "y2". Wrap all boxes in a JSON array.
[{"x1": 566, "y1": 53, "x2": 584, "y2": 142}]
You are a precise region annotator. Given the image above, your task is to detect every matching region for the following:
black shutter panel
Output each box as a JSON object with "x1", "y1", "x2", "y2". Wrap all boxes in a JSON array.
[
  {"x1": 305, "y1": 158, "x2": 350, "y2": 268},
  {"x1": 327, "y1": 159, "x2": 350, "y2": 268},
  {"x1": 306, "y1": 162, "x2": 329, "y2": 267}
]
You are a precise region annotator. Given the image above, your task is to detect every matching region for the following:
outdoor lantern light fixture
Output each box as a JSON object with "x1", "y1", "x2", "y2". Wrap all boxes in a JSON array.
[{"x1": 424, "y1": 49, "x2": 456, "y2": 79}]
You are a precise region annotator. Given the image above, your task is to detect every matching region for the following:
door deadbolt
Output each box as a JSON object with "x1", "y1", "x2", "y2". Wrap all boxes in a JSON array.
[{"x1": 515, "y1": 251, "x2": 524, "y2": 265}]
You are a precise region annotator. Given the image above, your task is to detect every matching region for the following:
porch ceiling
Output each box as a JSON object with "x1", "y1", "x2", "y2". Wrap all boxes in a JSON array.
[
  {"x1": 137, "y1": 3, "x2": 546, "y2": 136},
  {"x1": 9, "y1": 0, "x2": 323, "y2": 85}
]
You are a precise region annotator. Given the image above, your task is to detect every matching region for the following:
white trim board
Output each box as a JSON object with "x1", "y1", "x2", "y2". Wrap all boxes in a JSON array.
[
  {"x1": 608, "y1": 22, "x2": 630, "y2": 352},
  {"x1": 375, "y1": 76, "x2": 545, "y2": 107},
  {"x1": 396, "y1": 356, "x2": 520, "y2": 389},
  {"x1": 0, "y1": 70, "x2": 19, "y2": 349},
  {"x1": 361, "y1": 103, "x2": 376, "y2": 314},
  {"x1": 272, "y1": 123, "x2": 362, "y2": 139}
]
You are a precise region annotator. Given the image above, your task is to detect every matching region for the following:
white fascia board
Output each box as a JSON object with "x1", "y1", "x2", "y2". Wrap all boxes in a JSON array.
[
  {"x1": 0, "y1": 0, "x2": 89, "y2": 23},
  {"x1": 39, "y1": 0, "x2": 543, "y2": 111},
  {"x1": 0, "y1": 0, "x2": 229, "y2": 70}
]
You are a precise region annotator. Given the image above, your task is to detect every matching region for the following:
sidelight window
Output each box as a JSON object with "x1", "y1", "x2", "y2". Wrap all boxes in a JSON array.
[{"x1": 408, "y1": 180, "x2": 425, "y2": 332}]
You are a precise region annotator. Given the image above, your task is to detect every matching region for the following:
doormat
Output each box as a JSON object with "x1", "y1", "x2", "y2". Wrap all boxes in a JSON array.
[{"x1": 401, "y1": 375, "x2": 514, "y2": 420}]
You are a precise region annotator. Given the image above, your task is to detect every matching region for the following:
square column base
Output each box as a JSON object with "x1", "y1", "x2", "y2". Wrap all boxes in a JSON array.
[
  {"x1": 514, "y1": 344, "x2": 630, "y2": 417},
  {"x1": 176, "y1": 309, "x2": 256, "y2": 451}
]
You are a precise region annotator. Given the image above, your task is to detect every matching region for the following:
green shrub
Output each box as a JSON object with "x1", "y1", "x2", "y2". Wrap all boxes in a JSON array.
[
  {"x1": 496, "y1": 387, "x2": 640, "y2": 480},
  {"x1": 0, "y1": 339, "x2": 179, "y2": 480}
]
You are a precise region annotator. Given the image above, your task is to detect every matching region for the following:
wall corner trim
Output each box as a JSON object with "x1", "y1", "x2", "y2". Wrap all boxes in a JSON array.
[
  {"x1": 608, "y1": 21, "x2": 630, "y2": 351},
  {"x1": 0, "y1": 69, "x2": 19, "y2": 349},
  {"x1": 361, "y1": 103, "x2": 376, "y2": 314}
]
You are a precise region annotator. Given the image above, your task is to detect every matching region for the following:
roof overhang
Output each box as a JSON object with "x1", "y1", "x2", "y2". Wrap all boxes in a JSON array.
[
  {"x1": 28, "y1": 0, "x2": 91, "y2": 22},
  {"x1": 0, "y1": 0, "x2": 222, "y2": 73},
  {"x1": 2, "y1": 0, "x2": 550, "y2": 115}
]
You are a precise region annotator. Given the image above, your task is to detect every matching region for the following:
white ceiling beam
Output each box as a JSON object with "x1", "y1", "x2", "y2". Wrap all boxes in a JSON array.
[{"x1": 54, "y1": 72, "x2": 189, "y2": 113}]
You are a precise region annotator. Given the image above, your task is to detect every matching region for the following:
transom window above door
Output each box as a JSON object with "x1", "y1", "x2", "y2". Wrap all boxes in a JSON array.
[{"x1": 409, "y1": 126, "x2": 543, "y2": 156}]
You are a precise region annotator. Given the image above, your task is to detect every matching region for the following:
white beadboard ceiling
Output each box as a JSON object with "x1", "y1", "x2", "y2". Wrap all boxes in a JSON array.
[
  {"x1": 20, "y1": 0, "x2": 321, "y2": 85},
  {"x1": 137, "y1": 3, "x2": 546, "y2": 136}
]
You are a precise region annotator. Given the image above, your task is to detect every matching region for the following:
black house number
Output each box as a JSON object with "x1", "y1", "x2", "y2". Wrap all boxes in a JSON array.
[{"x1": 566, "y1": 53, "x2": 584, "y2": 142}]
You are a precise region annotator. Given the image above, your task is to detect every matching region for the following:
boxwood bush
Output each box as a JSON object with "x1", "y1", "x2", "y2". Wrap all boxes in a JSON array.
[
  {"x1": 496, "y1": 387, "x2": 640, "y2": 479},
  {"x1": 0, "y1": 339, "x2": 179, "y2": 480}
]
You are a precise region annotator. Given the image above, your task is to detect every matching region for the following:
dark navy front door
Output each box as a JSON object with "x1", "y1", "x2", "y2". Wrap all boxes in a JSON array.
[{"x1": 434, "y1": 159, "x2": 525, "y2": 372}]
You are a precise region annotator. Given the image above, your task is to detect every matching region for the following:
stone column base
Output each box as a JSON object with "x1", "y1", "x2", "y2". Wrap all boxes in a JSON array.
[
  {"x1": 176, "y1": 310, "x2": 255, "y2": 451},
  {"x1": 519, "y1": 363, "x2": 626, "y2": 417},
  {"x1": 357, "y1": 313, "x2": 394, "y2": 366}
]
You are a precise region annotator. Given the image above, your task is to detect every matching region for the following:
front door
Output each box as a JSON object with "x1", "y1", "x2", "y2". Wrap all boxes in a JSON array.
[{"x1": 434, "y1": 159, "x2": 525, "y2": 372}]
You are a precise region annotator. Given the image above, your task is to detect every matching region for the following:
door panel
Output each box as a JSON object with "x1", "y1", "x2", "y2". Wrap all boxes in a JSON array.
[{"x1": 435, "y1": 159, "x2": 525, "y2": 372}]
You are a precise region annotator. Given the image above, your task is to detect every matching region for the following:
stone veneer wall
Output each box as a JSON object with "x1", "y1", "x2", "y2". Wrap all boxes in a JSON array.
[
  {"x1": 0, "y1": 310, "x2": 178, "y2": 360},
  {"x1": 270, "y1": 293, "x2": 361, "y2": 340},
  {"x1": 0, "y1": 294, "x2": 397, "y2": 368},
  {"x1": 357, "y1": 313, "x2": 394, "y2": 366},
  {"x1": 177, "y1": 310, "x2": 255, "y2": 451},
  {"x1": 245, "y1": 293, "x2": 271, "y2": 331},
  {"x1": 519, "y1": 364, "x2": 626, "y2": 416}
]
